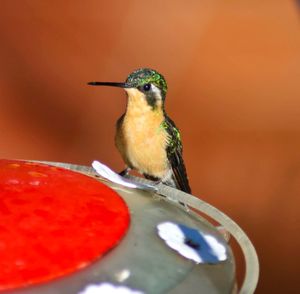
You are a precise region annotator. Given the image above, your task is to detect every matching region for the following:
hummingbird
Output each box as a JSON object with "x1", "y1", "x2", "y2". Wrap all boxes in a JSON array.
[{"x1": 88, "y1": 68, "x2": 191, "y2": 193}]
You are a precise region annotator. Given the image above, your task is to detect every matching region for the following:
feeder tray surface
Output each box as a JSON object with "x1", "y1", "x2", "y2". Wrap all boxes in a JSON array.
[{"x1": 0, "y1": 159, "x2": 258, "y2": 293}]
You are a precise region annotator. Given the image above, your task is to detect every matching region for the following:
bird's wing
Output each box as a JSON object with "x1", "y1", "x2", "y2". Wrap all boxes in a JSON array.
[{"x1": 162, "y1": 116, "x2": 191, "y2": 193}]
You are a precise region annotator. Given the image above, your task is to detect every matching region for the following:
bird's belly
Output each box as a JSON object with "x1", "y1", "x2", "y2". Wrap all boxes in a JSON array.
[
  {"x1": 128, "y1": 137, "x2": 169, "y2": 177},
  {"x1": 116, "y1": 125, "x2": 169, "y2": 178}
]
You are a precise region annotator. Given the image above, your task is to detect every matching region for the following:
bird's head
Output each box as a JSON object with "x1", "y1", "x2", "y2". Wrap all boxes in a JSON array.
[{"x1": 88, "y1": 68, "x2": 168, "y2": 110}]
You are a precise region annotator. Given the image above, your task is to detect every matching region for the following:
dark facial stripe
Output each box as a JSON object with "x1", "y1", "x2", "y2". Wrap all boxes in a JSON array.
[{"x1": 145, "y1": 91, "x2": 157, "y2": 110}]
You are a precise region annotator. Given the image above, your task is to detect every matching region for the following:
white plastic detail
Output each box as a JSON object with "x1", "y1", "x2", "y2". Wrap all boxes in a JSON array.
[
  {"x1": 92, "y1": 161, "x2": 137, "y2": 188},
  {"x1": 78, "y1": 282, "x2": 144, "y2": 294}
]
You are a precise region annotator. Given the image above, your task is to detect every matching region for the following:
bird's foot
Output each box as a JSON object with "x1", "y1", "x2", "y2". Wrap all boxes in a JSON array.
[
  {"x1": 119, "y1": 167, "x2": 131, "y2": 177},
  {"x1": 143, "y1": 173, "x2": 160, "y2": 182}
]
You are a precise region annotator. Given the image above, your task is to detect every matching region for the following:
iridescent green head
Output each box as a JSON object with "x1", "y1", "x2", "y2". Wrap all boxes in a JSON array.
[{"x1": 125, "y1": 68, "x2": 168, "y2": 99}]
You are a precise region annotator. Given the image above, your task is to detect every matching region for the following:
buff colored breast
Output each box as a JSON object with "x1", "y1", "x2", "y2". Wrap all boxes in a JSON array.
[{"x1": 115, "y1": 89, "x2": 169, "y2": 178}]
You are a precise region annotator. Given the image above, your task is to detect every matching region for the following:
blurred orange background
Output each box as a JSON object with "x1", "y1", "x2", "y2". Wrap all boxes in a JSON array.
[{"x1": 0, "y1": 0, "x2": 299, "y2": 292}]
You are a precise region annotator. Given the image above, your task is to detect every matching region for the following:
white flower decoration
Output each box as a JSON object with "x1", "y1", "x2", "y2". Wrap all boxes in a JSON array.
[
  {"x1": 92, "y1": 160, "x2": 157, "y2": 191},
  {"x1": 157, "y1": 222, "x2": 227, "y2": 264}
]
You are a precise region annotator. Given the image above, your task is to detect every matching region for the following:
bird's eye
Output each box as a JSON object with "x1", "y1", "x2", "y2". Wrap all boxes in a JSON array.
[{"x1": 143, "y1": 83, "x2": 151, "y2": 91}]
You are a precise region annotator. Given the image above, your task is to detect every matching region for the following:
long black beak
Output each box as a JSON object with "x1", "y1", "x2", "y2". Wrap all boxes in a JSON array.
[{"x1": 87, "y1": 82, "x2": 131, "y2": 88}]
